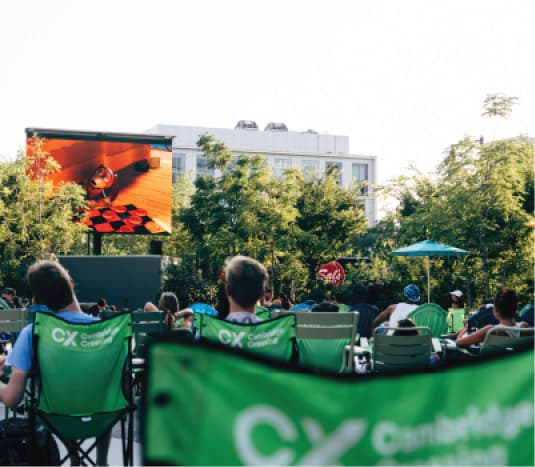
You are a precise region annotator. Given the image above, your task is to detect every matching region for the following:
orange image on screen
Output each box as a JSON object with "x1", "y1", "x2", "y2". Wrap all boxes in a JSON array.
[{"x1": 27, "y1": 137, "x2": 172, "y2": 235}]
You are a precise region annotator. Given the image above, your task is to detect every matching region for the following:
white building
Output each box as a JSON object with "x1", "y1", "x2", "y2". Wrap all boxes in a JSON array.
[{"x1": 147, "y1": 121, "x2": 377, "y2": 226}]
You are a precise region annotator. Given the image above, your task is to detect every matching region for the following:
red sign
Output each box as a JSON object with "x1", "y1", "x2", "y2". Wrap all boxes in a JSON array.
[{"x1": 317, "y1": 261, "x2": 345, "y2": 286}]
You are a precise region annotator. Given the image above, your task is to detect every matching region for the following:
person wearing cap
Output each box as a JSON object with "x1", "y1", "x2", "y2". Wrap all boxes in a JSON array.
[
  {"x1": 372, "y1": 284, "x2": 421, "y2": 330},
  {"x1": 449, "y1": 289, "x2": 464, "y2": 309}
]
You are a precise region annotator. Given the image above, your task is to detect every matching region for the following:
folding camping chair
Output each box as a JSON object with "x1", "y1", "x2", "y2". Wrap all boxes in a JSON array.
[
  {"x1": 371, "y1": 325, "x2": 432, "y2": 372},
  {"x1": 28, "y1": 311, "x2": 135, "y2": 466},
  {"x1": 480, "y1": 326, "x2": 534, "y2": 355},
  {"x1": 271, "y1": 310, "x2": 359, "y2": 373},
  {"x1": 198, "y1": 313, "x2": 297, "y2": 363},
  {"x1": 406, "y1": 303, "x2": 448, "y2": 337}
]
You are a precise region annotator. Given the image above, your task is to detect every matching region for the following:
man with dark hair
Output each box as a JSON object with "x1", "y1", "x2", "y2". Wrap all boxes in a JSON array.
[
  {"x1": 224, "y1": 255, "x2": 269, "y2": 324},
  {"x1": 0, "y1": 260, "x2": 110, "y2": 465}
]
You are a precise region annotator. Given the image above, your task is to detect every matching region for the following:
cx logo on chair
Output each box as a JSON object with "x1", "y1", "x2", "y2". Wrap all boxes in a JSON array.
[{"x1": 218, "y1": 329, "x2": 246, "y2": 348}]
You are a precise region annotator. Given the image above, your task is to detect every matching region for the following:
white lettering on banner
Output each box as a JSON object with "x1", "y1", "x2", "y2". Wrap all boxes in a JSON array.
[
  {"x1": 234, "y1": 405, "x2": 367, "y2": 466},
  {"x1": 235, "y1": 405, "x2": 297, "y2": 465},
  {"x1": 218, "y1": 330, "x2": 246, "y2": 348},
  {"x1": 234, "y1": 401, "x2": 533, "y2": 465},
  {"x1": 372, "y1": 401, "x2": 534, "y2": 457},
  {"x1": 51, "y1": 327, "x2": 120, "y2": 348},
  {"x1": 248, "y1": 329, "x2": 283, "y2": 348},
  {"x1": 51, "y1": 328, "x2": 78, "y2": 347}
]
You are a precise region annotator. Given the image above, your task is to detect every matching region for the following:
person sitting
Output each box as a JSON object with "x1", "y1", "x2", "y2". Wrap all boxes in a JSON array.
[
  {"x1": 224, "y1": 255, "x2": 268, "y2": 324},
  {"x1": 0, "y1": 287, "x2": 17, "y2": 309},
  {"x1": 372, "y1": 284, "x2": 421, "y2": 330},
  {"x1": 456, "y1": 287, "x2": 528, "y2": 348},
  {"x1": 0, "y1": 260, "x2": 111, "y2": 465}
]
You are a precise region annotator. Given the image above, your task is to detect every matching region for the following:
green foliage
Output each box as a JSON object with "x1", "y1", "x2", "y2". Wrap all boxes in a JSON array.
[{"x1": 0, "y1": 140, "x2": 88, "y2": 291}]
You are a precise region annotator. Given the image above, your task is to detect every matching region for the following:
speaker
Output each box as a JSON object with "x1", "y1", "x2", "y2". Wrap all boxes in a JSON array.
[{"x1": 150, "y1": 240, "x2": 162, "y2": 255}]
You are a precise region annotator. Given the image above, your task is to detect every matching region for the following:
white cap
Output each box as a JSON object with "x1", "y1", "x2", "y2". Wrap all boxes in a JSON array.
[{"x1": 450, "y1": 290, "x2": 463, "y2": 298}]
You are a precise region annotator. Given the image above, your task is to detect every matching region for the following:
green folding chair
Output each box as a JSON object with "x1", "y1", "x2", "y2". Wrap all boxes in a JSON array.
[
  {"x1": 371, "y1": 326, "x2": 432, "y2": 372},
  {"x1": 272, "y1": 310, "x2": 359, "y2": 373},
  {"x1": 447, "y1": 308, "x2": 465, "y2": 333},
  {"x1": 143, "y1": 338, "x2": 534, "y2": 466},
  {"x1": 29, "y1": 311, "x2": 135, "y2": 466},
  {"x1": 480, "y1": 326, "x2": 535, "y2": 355},
  {"x1": 198, "y1": 314, "x2": 297, "y2": 363},
  {"x1": 406, "y1": 303, "x2": 448, "y2": 337}
]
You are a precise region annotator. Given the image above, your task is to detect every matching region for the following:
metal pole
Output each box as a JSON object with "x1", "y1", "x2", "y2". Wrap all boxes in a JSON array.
[{"x1": 427, "y1": 256, "x2": 430, "y2": 303}]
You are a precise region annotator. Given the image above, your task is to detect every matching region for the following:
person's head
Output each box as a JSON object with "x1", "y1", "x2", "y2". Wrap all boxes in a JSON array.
[
  {"x1": 158, "y1": 292, "x2": 179, "y2": 314},
  {"x1": 403, "y1": 284, "x2": 421, "y2": 304},
  {"x1": 224, "y1": 255, "x2": 268, "y2": 310},
  {"x1": 311, "y1": 302, "x2": 339, "y2": 313},
  {"x1": 449, "y1": 289, "x2": 463, "y2": 304},
  {"x1": 97, "y1": 298, "x2": 107, "y2": 309},
  {"x1": 394, "y1": 318, "x2": 419, "y2": 336},
  {"x1": 158, "y1": 292, "x2": 180, "y2": 329},
  {"x1": 26, "y1": 260, "x2": 76, "y2": 311},
  {"x1": 1, "y1": 287, "x2": 16, "y2": 304},
  {"x1": 493, "y1": 287, "x2": 518, "y2": 320}
]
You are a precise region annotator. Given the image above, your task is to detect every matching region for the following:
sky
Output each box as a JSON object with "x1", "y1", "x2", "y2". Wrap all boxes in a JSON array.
[{"x1": 1, "y1": 0, "x2": 533, "y2": 195}]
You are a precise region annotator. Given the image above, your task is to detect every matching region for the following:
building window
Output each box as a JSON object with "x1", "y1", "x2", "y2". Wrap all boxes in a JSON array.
[
  {"x1": 172, "y1": 153, "x2": 185, "y2": 183},
  {"x1": 196, "y1": 153, "x2": 214, "y2": 177},
  {"x1": 352, "y1": 163, "x2": 369, "y2": 194},
  {"x1": 325, "y1": 161, "x2": 343, "y2": 185},
  {"x1": 273, "y1": 158, "x2": 292, "y2": 179},
  {"x1": 302, "y1": 160, "x2": 319, "y2": 180}
]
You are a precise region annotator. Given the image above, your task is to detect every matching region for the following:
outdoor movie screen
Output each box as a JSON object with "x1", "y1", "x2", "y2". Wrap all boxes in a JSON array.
[{"x1": 26, "y1": 128, "x2": 173, "y2": 235}]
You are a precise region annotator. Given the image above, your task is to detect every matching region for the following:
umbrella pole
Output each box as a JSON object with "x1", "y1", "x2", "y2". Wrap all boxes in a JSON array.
[{"x1": 427, "y1": 256, "x2": 430, "y2": 303}]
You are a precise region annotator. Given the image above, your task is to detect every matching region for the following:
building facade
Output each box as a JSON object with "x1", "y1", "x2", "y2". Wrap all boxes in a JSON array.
[{"x1": 147, "y1": 122, "x2": 377, "y2": 225}]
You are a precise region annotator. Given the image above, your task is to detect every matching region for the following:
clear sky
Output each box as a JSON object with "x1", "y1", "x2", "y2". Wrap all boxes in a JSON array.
[{"x1": 1, "y1": 0, "x2": 533, "y2": 190}]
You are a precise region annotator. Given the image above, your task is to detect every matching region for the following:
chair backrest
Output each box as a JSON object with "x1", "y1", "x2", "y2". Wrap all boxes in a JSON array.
[
  {"x1": 255, "y1": 305, "x2": 271, "y2": 320},
  {"x1": 0, "y1": 308, "x2": 30, "y2": 333},
  {"x1": 519, "y1": 305, "x2": 534, "y2": 327},
  {"x1": 480, "y1": 326, "x2": 535, "y2": 354},
  {"x1": 467, "y1": 306, "x2": 498, "y2": 332},
  {"x1": 406, "y1": 303, "x2": 448, "y2": 337},
  {"x1": 198, "y1": 314, "x2": 296, "y2": 363},
  {"x1": 271, "y1": 310, "x2": 359, "y2": 372},
  {"x1": 131, "y1": 311, "x2": 166, "y2": 358},
  {"x1": 372, "y1": 326, "x2": 432, "y2": 371},
  {"x1": 350, "y1": 303, "x2": 379, "y2": 338},
  {"x1": 143, "y1": 338, "x2": 534, "y2": 466},
  {"x1": 32, "y1": 311, "x2": 133, "y2": 440},
  {"x1": 447, "y1": 308, "x2": 465, "y2": 333}
]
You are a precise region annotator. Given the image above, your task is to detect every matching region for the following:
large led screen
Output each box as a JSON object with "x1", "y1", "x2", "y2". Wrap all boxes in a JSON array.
[{"x1": 26, "y1": 129, "x2": 173, "y2": 235}]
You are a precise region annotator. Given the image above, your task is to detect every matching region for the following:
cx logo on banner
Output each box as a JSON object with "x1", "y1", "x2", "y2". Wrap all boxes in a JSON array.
[
  {"x1": 218, "y1": 329, "x2": 246, "y2": 348},
  {"x1": 234, "y1": 405, "x2": 366, "y2": 465}
]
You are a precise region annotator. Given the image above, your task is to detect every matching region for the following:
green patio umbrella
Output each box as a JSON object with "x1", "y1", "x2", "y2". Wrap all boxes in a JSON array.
[{"x1": 391, "y1": 240, "x2": 469, "y2": 303}]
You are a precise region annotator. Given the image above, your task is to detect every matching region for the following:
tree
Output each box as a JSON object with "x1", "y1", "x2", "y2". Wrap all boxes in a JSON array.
[{"x1": 0, "y1": 140, "x2": 88, "y2": 291}]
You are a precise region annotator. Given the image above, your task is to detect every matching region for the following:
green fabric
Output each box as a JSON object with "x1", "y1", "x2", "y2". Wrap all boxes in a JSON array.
[
  {"x1": 337, "y1": 304, "x2": 350, "y2": 313},
  {"x1": 144, "y1": 341, "x2": 534, "y2": 466},
  {"x1": 297, "y1": 338, "x2": 350, "y2": 373},
  {"x1": 407, "y1": 303, "x2": 449, "y2": 337},
  {"x1": 33, "y1": 312, "x2": 132, "y2": 439},
  {"x1": 447, "y1": 308, "x2": 465, "y2": 333},
  {"x1": 199, "y1": 314, "x2": 296, "y2": 362},
  {"x1": 0, "y1": 297, "x2": 11, "y2": 310},
  {"x1": 255, "y1": 305, "x2": 271, "y2": 320}
]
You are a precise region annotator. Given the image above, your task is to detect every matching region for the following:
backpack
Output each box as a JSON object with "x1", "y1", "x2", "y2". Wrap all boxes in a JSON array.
[{"x1": 0, "y1": 417, "x2": 60, "y2": 466}]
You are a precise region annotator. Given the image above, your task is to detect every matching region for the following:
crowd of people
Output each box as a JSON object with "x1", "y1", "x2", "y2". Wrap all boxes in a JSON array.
[{"x1": 0, "y1": 255, "x2": 532, "y2": 463}]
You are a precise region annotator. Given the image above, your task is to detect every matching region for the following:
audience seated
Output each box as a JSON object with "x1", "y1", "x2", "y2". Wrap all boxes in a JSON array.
[
  {"x1": 456, "y1": 287, "x2": 528, "y2": 348},
  {"x1": 224, "y1": 255, "x2": 268, "y2": 324},
  {"x1": 373, "y1": 284, "x2": 421, "y2": 330}
]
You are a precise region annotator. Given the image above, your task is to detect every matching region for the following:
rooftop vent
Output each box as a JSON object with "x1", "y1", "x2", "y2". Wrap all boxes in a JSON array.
[
  {"x1": 235, "y1": 120, "x2": 259, "y2": 130},
  {"x1": 304, "y1": 129, "x2": 318, "y2": 134},
  {"x1": 264, "y1": 122, "x2": 288, "y2": 132}
]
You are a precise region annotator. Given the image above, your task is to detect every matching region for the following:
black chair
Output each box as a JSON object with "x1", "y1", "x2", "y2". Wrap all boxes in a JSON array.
[
  {"x1": 467, "y1": 305, "x2": 498, "y2": 332},
  {"x1": 350, "y1": 303, "x2": 379, "y2": 339}
]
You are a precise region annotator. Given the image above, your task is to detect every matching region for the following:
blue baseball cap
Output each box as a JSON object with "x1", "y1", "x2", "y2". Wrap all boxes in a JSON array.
[{"x1": 404, "y1": 284, "x2": 421, "y2": 303}]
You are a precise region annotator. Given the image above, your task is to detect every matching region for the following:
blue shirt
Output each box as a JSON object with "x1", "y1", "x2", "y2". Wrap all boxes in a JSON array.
[{"x1": 7, "y1": 311, "x2": 99, "y2": 373}]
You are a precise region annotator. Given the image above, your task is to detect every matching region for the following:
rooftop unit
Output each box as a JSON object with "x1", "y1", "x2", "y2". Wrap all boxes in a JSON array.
[
  {"x1": 264, "y1": 122, "x2": 288, "y2": 132},
  {"x1": 235, "y1": 120, "x2": 259, "y2": 130}
]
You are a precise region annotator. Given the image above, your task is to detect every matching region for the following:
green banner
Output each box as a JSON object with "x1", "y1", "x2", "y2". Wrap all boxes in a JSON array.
[
  {"x1": 144, "y1": 341, "x2": 534, "y2": 466},
  {"x1": 199, "y1": 314, "x2": 296, "y2": 362}
]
